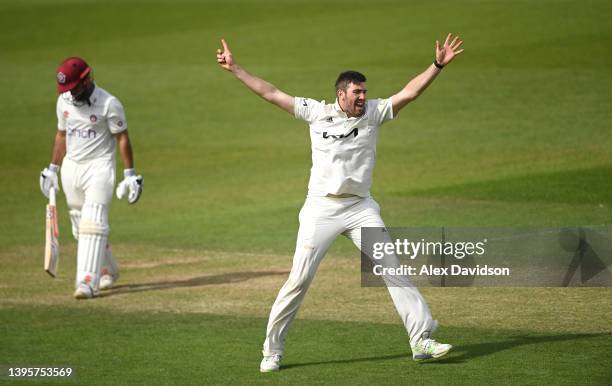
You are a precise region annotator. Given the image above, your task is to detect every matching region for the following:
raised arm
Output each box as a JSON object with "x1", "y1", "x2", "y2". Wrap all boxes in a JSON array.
[
  {"x1": 217, "y1": 39, "x2": 294, "y2": 115},
  {"x1": 391, "y1": 33, "x2": 464, "y2": 116}
]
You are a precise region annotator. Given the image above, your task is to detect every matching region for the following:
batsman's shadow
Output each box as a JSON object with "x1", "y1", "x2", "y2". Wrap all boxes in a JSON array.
[
  {"x1": 97, "y1": 270, "x2": 288, "y2": 298},
  {"x1": 282, "y1": 331, "x2": 612, "y2": 369}
]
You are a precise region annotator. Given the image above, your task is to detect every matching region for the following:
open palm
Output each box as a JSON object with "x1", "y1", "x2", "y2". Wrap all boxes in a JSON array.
[{"x1": 436, "y1": 33, "x2": 464, "y2": 66}]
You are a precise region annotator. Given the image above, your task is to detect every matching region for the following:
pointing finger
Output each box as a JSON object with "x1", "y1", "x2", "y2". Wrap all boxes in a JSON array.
[{"x1": 221, "y1": 38, "x2": 230, "y2": 52}]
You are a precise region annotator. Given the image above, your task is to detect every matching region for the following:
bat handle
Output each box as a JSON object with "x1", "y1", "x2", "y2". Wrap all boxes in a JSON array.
[{"x1": 49, "y1": 187, "x2": 56, "y2": 206}]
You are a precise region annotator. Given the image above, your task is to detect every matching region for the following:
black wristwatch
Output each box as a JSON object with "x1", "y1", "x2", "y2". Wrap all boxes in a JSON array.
[{"x1": 434, "y1": 60, "x2": 444, "y2": 69}]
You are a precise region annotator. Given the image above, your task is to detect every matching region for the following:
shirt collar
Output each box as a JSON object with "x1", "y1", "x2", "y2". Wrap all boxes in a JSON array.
[
  {"x1": 89, "y1": 84, "x2": 99, "y2": 104},
  {"x1": 61, "y1": 83, "x2": 98, "y2": 107},
  {"x1": 333, "y1": 98, "x2": 346, "y2": 117}
]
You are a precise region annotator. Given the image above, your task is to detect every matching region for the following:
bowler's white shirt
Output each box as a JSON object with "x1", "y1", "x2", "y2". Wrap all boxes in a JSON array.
[
  {"x1": 295, "y1": 97, "x2": 394, "y2": 197},
  {"x1": 56, "y1": 86, "x2": 127, "y2": 163}
]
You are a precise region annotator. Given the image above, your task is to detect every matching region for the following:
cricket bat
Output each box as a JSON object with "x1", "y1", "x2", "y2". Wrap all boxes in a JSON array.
[{"x1": 44, "y1": 188, "x2": 59, "y2": 277}]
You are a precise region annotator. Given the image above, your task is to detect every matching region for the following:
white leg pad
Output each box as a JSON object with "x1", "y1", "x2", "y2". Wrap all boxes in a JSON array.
[
  {"x1": 76, "y1": 203, "x2": 109, "y2": 291},
  {"x1": 69, "y1": 209, "x2": 81, "y2": 241},
  {"x1": 101, "y1": 245, "x2": 119, "y2": 277}
]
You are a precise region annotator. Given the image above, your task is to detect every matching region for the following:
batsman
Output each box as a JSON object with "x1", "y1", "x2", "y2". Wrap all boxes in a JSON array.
[
  {"x1": 217, "y1": 34, "x2": 464, "y2": 371},
  {"x1": 40, "y1": 57, "x2": 143, "y2": 299}
]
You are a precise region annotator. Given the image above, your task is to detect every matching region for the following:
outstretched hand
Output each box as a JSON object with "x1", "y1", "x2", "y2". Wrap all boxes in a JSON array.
[
  {"x1": 435, "y1": 33, "x2": 464, "y2": 66},
  {"x1": 217, "y1": 39, "x2": 234, "y2": 71}
]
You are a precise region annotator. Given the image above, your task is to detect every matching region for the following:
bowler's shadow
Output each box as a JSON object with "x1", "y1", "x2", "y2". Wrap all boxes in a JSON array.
[
  {"x1": 97, "y1": 270, "x2": 289, "y2": 298},
  {"x1": 420, "y1": 332, "x2": 612, "y2": 364},
  {"x1": 282, "y1": 331, "x2": 612, "y2": 369}
]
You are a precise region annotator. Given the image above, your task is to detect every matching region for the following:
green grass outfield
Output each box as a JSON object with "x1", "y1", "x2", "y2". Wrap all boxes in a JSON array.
[{"x1": 1, "y1": 0, "x2": 611, "y2": 384}]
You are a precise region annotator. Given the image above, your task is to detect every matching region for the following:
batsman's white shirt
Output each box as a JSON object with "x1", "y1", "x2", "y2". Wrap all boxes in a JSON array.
[
  {"x1": 57, "y1": 86, "x2": 127, "y2": 162},
  {"x1": 294, "y1": 97, "x2": 393, "y2": 197}
]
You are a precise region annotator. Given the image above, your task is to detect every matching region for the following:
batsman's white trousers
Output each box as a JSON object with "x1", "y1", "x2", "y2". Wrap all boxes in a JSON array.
[
  {"x1": 262, "y1": 196, "x2": 436, "y2": 356},
  {"x1": 61, "y1": 157, "x2": 115, "y2": 208},
  {"x1": 61, "y1": 157, "x2": 116, "y2": 290}
]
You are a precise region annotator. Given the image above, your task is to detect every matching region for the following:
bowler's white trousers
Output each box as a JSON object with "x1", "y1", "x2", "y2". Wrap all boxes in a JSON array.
[{"x1": 262, "y1": 196, "x2": 436, "y2": 356}]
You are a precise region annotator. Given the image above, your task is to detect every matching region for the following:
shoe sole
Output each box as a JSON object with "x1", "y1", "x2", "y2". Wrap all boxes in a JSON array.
[
  {"x1": 99, "y1": 274, "x2": 119, "y2": 291},
  {"x1": 73, "y1": 289, "x2": 98, "y2": 300},
  {"x1": 413, "y1": 346, "x2": 452, "y2": 362},
  {"x1": 99, "y1": 282, "x2": 114, "y2": 290},
  {"x1": 73, "y1": 291, "x2": 93, "y2": 300}
]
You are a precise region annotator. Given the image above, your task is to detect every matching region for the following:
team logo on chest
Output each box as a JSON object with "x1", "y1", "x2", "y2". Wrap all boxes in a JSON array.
[
  {"x1": 57, "y1": 72, "x2": 66, "y2": 84},
  {"x1": 322, "y1": 127, "x2": 359, "y2": 140},
  {"x1": 90, "y1": 114, "x2": 97, "y2": 123}
]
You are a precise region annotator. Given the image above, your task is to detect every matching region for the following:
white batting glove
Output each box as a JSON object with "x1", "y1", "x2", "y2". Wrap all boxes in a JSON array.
[
  {"x1": 116, "y1": 169, "x2": 143, "y2": 204},
  {"x1": 40, "y1": 164, "x2": 60, "y2": 198}
]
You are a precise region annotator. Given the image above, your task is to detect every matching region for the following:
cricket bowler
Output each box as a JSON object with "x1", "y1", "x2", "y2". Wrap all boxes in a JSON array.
[
  {"x1": 39, "y1": 57, "x2": 143, "y2": 299},
  {"x1": 216, "y1": 34, "x2": 463, "y2": 371}
]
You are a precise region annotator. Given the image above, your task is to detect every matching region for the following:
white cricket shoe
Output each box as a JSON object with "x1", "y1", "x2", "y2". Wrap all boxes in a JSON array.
[
  {"x1": 73, "y1": 284, "x2": 95, "y2": 300},
  {"x1": 99, "y1": 273, "x2": 119, "y2": 290},
  {"x1": 412, "y1": 339, "x2": 452, "y2": 362},
  {"x1": 260, "y1": 354, "x2": 282, "y2": 372}
]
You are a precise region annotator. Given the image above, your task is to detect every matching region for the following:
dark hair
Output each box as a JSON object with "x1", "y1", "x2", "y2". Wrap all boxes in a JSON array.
[{"x1": 335, "y1": 70, "x2": 367, "y2": 92}]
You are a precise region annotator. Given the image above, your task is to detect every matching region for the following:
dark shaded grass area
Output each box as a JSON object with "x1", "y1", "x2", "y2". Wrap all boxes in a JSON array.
[{"x1": 398, "y1": 165, "x2": 612, "y2": 206}]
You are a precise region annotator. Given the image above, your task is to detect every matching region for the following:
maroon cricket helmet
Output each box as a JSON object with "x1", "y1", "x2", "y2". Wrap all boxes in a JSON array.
[{"x1": 56, "y1": 57, "x2": 91, "y2": 93}]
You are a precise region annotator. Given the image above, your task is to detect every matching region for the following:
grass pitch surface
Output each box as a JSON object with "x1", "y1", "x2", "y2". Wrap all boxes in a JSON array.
[
  {"x1": 2, "y1": 246, "x2": 611, "y2": 384},
  {"x1": 1, "y1": 0, "x2": 611, "y2": 384}
]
